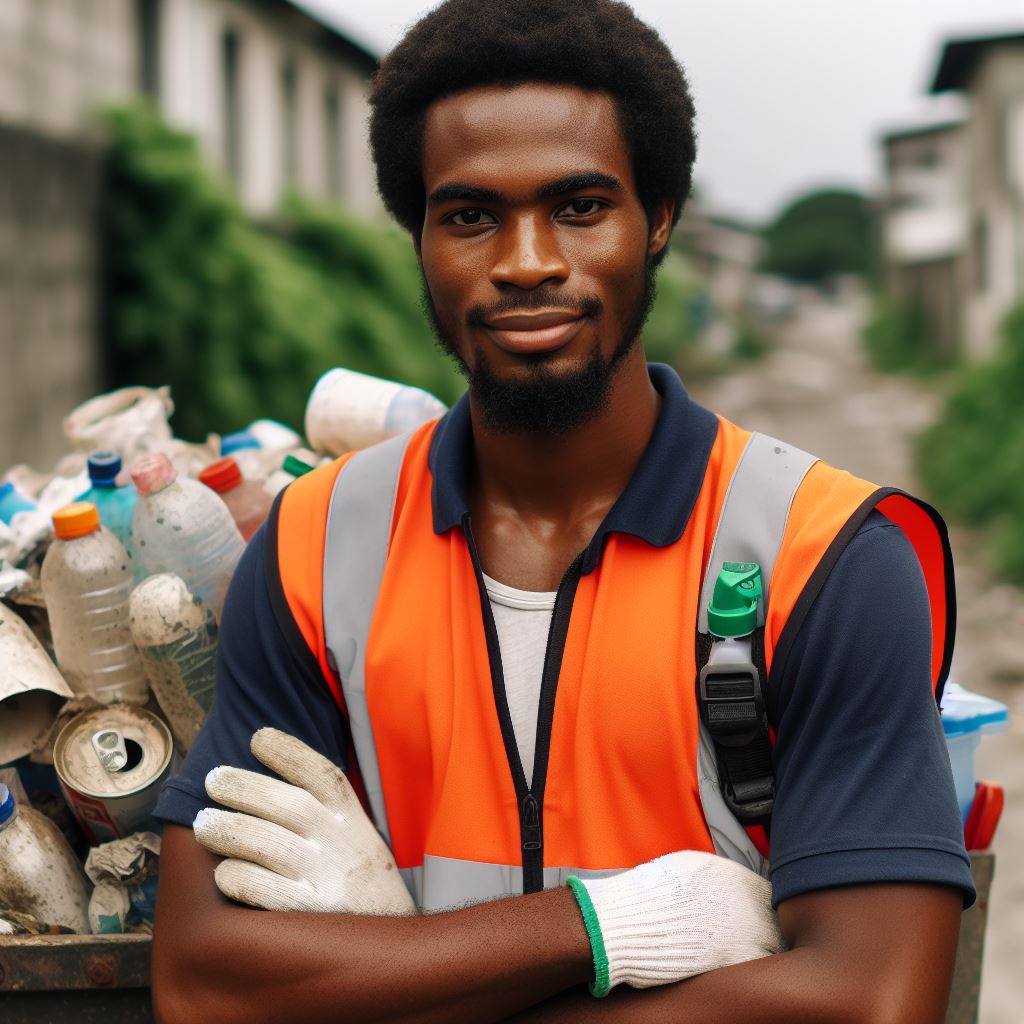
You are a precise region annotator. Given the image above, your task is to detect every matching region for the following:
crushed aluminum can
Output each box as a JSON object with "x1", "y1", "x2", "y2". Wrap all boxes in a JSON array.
[{"x1": 53, "y1": 706, "x2": 174, "y2": 845}]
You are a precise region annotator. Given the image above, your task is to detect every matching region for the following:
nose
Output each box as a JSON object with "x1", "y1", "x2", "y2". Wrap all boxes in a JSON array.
[{"x1": 488, "y1": 214, "x2": 569, "y2": 290}]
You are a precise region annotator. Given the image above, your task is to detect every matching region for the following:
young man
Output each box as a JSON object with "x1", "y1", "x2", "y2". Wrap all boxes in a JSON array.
[{"x1": 151, "y1": 2, "x2": 975, "y2": 1021}]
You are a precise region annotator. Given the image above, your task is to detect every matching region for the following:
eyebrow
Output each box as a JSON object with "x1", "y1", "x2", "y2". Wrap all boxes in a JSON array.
[{"x1": 427, "y1": 171, "x2": 624, "y2": 207}]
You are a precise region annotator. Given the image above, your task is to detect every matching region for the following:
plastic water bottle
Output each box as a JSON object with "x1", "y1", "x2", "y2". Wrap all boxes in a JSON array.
[
  {"x1": 78, "y1": 452, "x2": 138, "y2": 570},
  {"x1": 305, "y1": 367, "x2": 447, "y2": 455},
  {"x1": 0, "y1": 480, "x2": 37, "y2": 524},
  {"x1": 130, "y1": 454, "x2": 245, "y2": 621},
  {"x1": 0, "y1": 784, "x2": 91, "y2": 933},
  {"x1": 198, "y1": 456, "x2": 273, "y2": 541},
  {"x1": 130, "y1": 574, "x2": 218, "y2": 752},
  {"x1": 40, "y1": 502, "x2": 148, "y2": 704}
]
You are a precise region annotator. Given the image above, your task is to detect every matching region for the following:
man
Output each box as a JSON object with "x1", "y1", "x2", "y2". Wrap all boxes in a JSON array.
[{"x1": 151, "y1": 2, "x2": 975, "y2": 1021}]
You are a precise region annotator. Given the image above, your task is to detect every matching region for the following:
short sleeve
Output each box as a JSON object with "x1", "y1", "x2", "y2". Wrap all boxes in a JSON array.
[
  {"x1": 152, "y1": 518, "x2": 350, "y2": 828},
  {"x1": 768, "y1": 511, "x2": 976, "y2": 909}
]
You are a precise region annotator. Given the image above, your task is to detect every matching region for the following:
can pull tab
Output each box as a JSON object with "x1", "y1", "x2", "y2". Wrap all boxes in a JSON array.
[{"x1": 91, "y1": 729, "x2": 128, "y2": 772}]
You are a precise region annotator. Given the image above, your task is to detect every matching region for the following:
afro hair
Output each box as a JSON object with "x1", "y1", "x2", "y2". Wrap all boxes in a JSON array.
[{"x1": 368, "y1": 0, "x2": 697, "y2": 239}]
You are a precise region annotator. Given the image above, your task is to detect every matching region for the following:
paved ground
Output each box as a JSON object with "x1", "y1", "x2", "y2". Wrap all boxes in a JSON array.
[{"x1": 689, "y1": 295, "x2": 1024, "y2": 1023}]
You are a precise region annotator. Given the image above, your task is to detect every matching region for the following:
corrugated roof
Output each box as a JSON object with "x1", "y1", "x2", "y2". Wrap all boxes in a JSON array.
[
  {"x1": 930, "y1": 31, "x2": 1024, "y2": 93},
  {"x1": 278, "y1": 0, "x2": 380, "y2": 72},
  {"x1": 880, "y1": 120, "x2": 964, "y2": 146}
]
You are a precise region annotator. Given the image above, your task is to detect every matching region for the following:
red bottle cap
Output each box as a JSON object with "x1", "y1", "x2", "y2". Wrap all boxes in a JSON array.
[{"x1": 199, "y1": 457, "x2": 243, "y2": 494}]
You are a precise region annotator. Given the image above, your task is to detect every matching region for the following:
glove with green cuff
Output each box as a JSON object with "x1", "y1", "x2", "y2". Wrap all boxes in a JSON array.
[{"x1": 567, "y1": 850, "x2": 784, "y2": 997}]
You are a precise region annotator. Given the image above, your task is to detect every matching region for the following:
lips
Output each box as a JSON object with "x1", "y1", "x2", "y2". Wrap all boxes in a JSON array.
[{"x1": 483, "y1": 310, "x2": 587, "y2": 355}]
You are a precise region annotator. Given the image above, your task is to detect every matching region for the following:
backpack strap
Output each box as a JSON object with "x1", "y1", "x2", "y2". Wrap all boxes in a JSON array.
[{"x1": 696, "y1": 432, "x2": 817, "y2": 874}]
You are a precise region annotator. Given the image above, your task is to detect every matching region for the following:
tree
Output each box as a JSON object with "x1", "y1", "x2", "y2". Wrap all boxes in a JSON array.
[{"x1": 760, "y1": 188, "x2": 872, "y2": 284}]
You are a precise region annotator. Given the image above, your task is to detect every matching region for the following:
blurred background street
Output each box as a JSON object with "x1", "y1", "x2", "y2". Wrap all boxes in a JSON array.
[{"x1": 3, "y1": 0, "x2": 1024, "y2": 1019}]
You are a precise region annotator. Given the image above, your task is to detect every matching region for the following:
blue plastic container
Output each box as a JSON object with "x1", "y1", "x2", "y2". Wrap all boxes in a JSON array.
[
  {"x1": 940, "y1": 682, "x2": 1008, "y2": 821},
  {"x1": 0, "y1": 481, "x2": 37, "y2": 524},
  {"x1": 78, "y1": 452, "x2": 138, "y2": 572}
]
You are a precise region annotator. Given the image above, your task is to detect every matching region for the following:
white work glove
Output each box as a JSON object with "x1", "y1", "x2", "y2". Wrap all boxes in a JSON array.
[
  {"x1": 193, "y1": 727, "x2": 415, "y2": 916},
  {"x1": 567, "y1": 850, "x2": 784, "y2": 997}
]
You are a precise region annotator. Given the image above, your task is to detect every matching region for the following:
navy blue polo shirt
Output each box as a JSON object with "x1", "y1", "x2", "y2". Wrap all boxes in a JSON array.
[{"x1": 155, "y1": 364, "x2": 975, "y2": 909}]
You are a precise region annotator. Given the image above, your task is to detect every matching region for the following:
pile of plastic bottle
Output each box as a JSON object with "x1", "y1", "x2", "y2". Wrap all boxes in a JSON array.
[{"x1": 0, "y1": 368, "x2": 446, "y2": 936}]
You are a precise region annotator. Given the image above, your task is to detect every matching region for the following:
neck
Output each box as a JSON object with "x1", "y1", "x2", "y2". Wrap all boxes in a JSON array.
[{"x1": 468, "y1": 347, "x2": 660, "y2": 522}]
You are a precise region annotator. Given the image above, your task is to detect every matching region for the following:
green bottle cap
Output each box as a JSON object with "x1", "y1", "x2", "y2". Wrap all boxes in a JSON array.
[
  {"x1": 707, "y1": 561, "x2": 762, "y2": 638},
  {"x1": 283, "y1": 455, "x2": 315, "y2": 478}
]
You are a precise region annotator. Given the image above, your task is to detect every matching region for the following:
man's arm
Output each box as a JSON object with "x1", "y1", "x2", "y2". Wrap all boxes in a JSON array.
[
  {"x1": 152, "y1": 824, "x2": 592, "y2": 1024},
  {"x1": 153, "y1": 825, "x2": 960, "y2": 1024},
  {"x1": 506, "y1": 883, "x2": 963, "y2": 1024}
]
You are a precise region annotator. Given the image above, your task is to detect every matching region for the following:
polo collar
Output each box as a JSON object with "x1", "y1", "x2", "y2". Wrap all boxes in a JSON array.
[{"x1": 427, "y1": 363, "x2": 719, "y2": 573}]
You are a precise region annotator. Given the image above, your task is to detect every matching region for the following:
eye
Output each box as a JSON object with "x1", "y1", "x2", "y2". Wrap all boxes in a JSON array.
[
  {"x1": 445, "y1": 208, "x2": 496, "y2": 227},
  {"x1": 559, "y1": 198, "x2": 605, "y2": 218}
]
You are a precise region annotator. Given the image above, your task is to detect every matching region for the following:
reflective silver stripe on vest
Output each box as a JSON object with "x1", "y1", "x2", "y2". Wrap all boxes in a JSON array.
[
  {"x1": 401, "y1": 857, "x2": 623, "y2": 912},
  {"x1": 322, "y1": 431, "x2": 414, "y2": 848},
  {"x1": 696, "y1": 431, "x2": 818, "y2": 878}
]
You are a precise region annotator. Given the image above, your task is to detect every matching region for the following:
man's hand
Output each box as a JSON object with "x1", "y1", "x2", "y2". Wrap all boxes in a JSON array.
[
  {"x1": 570, "y1": 850, "x2": 785, "y2": 994},
  {"x1": 192, "y1": 727, "x2": 416, "y2": 916}
]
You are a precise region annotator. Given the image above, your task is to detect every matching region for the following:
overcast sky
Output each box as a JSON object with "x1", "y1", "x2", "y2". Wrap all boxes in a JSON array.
[{"x1": 304, "y1": 0, "x2": 1024, "y2": 224}]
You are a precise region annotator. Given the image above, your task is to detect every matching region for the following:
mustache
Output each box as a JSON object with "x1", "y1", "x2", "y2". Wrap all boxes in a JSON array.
[{"x1": 466, "y1": 292, "x2": 602, "y2": 327}]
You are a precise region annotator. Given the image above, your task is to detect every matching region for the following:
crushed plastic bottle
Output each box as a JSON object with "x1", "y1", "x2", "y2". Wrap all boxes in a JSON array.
[
  {"x1": 198, "y1": 456, "x2": 273, "y2": 541},
  {"x1": 129, "y1": 574, "x2": 217, "y2": 752},
  {"x1": 40, "y1": 502, "x2": 148, "y2": 704},
  {"x1": 0, "y1": 481, "x2": 37, "y2": 525},
  {"x1": 0, "y1": 784, "x2": 92, "y2": 933},
  {"x1": 305, "y1": 367, "x2": 447, "y2": 455},
  {"x1": 130, "y1": 454, "x2": 244, "y2": 621}
]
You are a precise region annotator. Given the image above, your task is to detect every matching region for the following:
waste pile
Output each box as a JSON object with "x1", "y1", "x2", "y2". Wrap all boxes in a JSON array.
[{"x1": 0, "y1": 368, "x2": 446, "y2": 936}]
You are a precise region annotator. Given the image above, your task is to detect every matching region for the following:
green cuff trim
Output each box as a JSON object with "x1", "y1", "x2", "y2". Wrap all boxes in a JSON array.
[{"x1": 566, "y1": 875, "x2": 611, "y2": 998}]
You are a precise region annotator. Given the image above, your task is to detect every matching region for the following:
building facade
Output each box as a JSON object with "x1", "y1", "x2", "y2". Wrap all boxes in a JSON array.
[{"x1": 0, "y1": 0, "x2": 379, "y2": 470}]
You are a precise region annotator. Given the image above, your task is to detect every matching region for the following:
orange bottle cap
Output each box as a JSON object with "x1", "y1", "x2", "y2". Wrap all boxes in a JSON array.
[{"x1": 53, "y1": 502, "x2": 101, "y2": 539}]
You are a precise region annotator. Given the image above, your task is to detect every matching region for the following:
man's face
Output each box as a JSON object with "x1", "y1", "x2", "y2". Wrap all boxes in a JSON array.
[{"x1": 418, "y1": 83, "x2": 671, "y2": 434}]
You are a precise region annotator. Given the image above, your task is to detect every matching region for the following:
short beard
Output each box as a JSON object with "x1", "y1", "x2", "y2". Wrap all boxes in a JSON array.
[{"x1": 422, "y1": 259, "x2": 658, "y2": 436}]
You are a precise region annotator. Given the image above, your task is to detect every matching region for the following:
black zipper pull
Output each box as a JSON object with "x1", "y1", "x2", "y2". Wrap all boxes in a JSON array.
[{"x1": 521, "y1": 794, "x2": 542, "y2": 851}]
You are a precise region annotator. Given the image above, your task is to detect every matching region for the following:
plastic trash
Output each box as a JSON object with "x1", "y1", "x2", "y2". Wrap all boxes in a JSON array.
[
  {"x1": 198, "y1": 456, "x2": 273, "y2": 541},
  {"x1": 305, "y1": 367, "x2": 447, "y2": 455},
  {"x1": 0, "y1": 783, "x2": 91, "y2": 933},
  {"x1": 940, "y1": 681, "x2": 1009, "y2": 822},
  {"x1": 0, "y1": 481, "x2": 37, "y2": 525},
  {"x1": 78, "y1": 452, "x2": 138, "y2": 566},
  {"x1": 40, "y1": 503, "x2": 148, "y2": 705},
  {"x1": 263, "y1": 453, "x2": 317, "y2": 497},
  {"x1": 129, "y1": 574, "x2": 217, "y2": 752},
  {"x1": 84, "y1": 831, "x2": 161, "y2": 934},
  {"x1": 63, "y1": 386, "x2": 174, "y2": 464},
  {"x1": 130, "y1": 453, "x2": 244, "y2": 621}
]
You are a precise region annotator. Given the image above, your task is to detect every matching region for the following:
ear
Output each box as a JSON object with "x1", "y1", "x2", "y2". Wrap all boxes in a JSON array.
[{"x1": 647, "y1": 199, "x2": 675, "y2": 259}]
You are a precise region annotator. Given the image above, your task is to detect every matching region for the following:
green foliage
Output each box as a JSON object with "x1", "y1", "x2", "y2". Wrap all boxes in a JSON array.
[
  {"x1": 862, "y1": 297, "x2": 946, "y2": 374},
  {"x1": 918, "y1": 304, "x2": 1024, "y2": 580},
  {"x1": 643, "y1": 252, "x2": 700, "y2": 365},
  {"x1": 731, "y1": 320, "x2": 768, "y2": 362},
  {"x1": 761, "y1": 188, "x2": 873, "y2": 285},
  {"x1": 100, "y1": 103, "x2": 462, "y2": 440}
]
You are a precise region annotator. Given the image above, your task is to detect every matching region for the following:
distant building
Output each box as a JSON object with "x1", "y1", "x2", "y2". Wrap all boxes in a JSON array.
[
  {"x1": 879, "y1": 120, "x2": 967, "y2": 358},
  {"x1": 930, "y1": 32, "x2": 1024, "y2": 359},
  {"x1": 0, "y1": 0, "x2": 380, "y2": 469}
]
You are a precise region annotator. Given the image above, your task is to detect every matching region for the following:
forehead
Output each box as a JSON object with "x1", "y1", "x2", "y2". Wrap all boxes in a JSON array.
[{"x1": 421, "y1": 83, "x2": 636, "y2": 197}]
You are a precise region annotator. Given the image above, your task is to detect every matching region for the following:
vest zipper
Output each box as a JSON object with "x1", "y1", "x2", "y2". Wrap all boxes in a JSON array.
[{"x1": 463, "y1": 515, "x2": 584, "y2": 895}]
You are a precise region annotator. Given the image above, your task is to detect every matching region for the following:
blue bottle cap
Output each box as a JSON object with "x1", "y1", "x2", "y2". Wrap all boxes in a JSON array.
[
  {"x1": 220, "y1": 430, "x2": 261, "y2": 455},
  {"x1": 88, "y1": 451, "x2": 123, "y2": 486},
  {"x1": 0, "y1": 784, "x2": 14, "y2": 825}
]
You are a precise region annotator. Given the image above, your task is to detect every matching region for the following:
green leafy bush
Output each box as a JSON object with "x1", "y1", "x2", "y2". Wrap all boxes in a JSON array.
[
  {"x1": 862, "y1": 297, "x2": 944, "y2": 374},
  {"x1": 918, "y1": 304, "x2": 1024, "y2": 579},
  {"x1": 100, "y1": 103, "x2": 462, "y2": 440},
  {"x1": 644, "y1": 251, "x2": 700, "y2": 366}
]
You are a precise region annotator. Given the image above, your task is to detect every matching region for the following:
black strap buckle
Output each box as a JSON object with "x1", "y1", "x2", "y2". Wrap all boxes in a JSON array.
[{"x1": 698, "y1": 655, "x2": 775, "y2": 823}]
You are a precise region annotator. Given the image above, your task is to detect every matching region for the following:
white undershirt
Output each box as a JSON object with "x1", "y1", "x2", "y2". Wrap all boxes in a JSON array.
[{"x1": 481, "y1": 573, "x2": 557, "y2": 785}]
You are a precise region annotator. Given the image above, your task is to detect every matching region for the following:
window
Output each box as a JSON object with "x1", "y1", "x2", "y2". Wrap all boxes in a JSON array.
[
  {"x1": 136, "y1": 0, "x2": 160, "y2": 98},
  {"x1": 221, "y1": 29, "x2": 241, "y2": 184},
  {"x1": 325, "y1": 85, "x2": 341, "y2": 199},
  {"x1": 281, "y1": 60, "x2": 298, "y2": 186}
]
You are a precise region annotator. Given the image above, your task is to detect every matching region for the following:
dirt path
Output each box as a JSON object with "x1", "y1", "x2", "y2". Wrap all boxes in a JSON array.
[{"x1": 689, "y1": 294, "x2": 1024, "y2": 1023}]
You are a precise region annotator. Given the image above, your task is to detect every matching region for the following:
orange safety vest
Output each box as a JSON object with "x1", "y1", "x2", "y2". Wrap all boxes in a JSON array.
[{"x1": 270, "y1": 394, "x2": 953, "y2": 912}]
